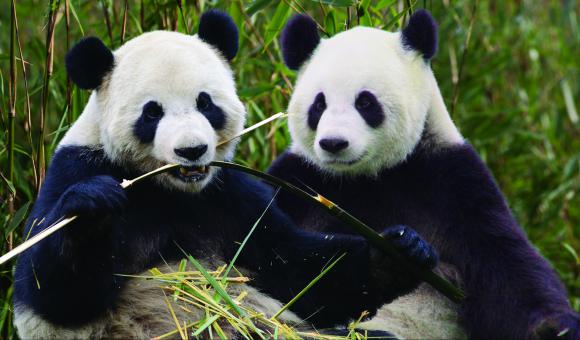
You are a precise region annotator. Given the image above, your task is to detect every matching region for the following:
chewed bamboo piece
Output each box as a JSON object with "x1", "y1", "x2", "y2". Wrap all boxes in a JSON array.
[{"x1": 0, "y1": 113, "x2": 286, "y2": 265}]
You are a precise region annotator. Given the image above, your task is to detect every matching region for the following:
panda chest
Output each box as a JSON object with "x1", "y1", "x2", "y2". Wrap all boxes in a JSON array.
[
  {"x1": 298, "y1": 176, "x2": 441, "y2": 236},
  {"x1": 115, "y1": 192, "x2": 233, "y2": 269}
]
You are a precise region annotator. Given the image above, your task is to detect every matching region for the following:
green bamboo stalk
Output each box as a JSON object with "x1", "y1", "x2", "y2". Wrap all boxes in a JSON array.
[
  {"x1": 450, "y1": 0, "x2": 479, "y2": 117},
  {"x1": 6, "y1": 0, "x2": 18, "y2": 252},
  {"x1": 101, "y1": 0, "x2": 114, "y2": 45},
  {"x1": 14, "y1": 0, "x2": 38, "y2": 189},
  {"x1": 8, "y1": 0, "x2": 16, "y2": 193},
  {"x1": 37, "y1": 0, "x2": 60, "y2": 188},
  {"x1": 176, "y1": 0, "x2": 189, "y2": 34},
  {"x1": 65, "y1": 0, "x2": 73, "y2": 126},
  {"x1": 209, "y1": 161, "x2": 466, "y2": 304}
]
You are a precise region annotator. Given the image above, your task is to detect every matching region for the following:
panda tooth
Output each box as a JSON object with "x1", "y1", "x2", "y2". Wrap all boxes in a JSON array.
[{"x1": 179, "y1": 167, "x2": 189, "y2": 175}]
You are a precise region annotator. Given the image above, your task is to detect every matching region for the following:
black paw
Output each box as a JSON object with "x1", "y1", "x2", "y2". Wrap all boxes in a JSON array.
[
  {"x1": 534, "y1": 311, "x2": 580, "y2": 340},
  {"x1": 381, "y1": 225, "x2": 438, "y2": 269},
  {"x1": 57, "y1": 175, "x2": 127, "y2": 217}
]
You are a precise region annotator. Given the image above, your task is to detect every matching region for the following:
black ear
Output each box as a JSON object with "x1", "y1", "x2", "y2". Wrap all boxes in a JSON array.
[
  {"x1": 280, "y1": 15, "x2": 321, "y2": 70},
  {"x1": 401, "y1": 9, "x2": 438, "y2": 60},
  {"x1": 65, "y1": 37, "x2": 114, "y2": 90},
  {"x1": 198, "y1": 10, "x2": 239, "y2": 61}
]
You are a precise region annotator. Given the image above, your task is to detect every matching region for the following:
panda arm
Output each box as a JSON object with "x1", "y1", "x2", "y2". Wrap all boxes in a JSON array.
[
  {"x1": 435, "y1": 144, "x2": 578, "y2": 339},
  {"x1": 267, "y1": 151, "x2": 319, "y2": 222},
  {"x1": 222, "y1": 170, "x2": 401, "y2": 327},
  {"x1": 14, "y1": 145, "x2": 126, "y2": 326}
]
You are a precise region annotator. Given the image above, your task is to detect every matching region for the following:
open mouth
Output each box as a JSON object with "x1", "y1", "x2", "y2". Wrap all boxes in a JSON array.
[
  {"x1": 170, "y1": 165, "x2": 209, "y2": 182},
  {"x1": 325, "y1": 152, "x2": 368, "y2": 166}
]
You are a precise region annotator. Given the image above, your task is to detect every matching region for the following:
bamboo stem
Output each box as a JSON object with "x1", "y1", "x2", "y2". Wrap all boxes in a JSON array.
[
  {"x1": 121, "y1": 0, "x2": 128, "y2": 43},
  {"x1": 37, "y1": 0, "x2": 60, "y2": 188},
  {"x1": 209, "y1": 161, "x2": 465, "y2": 303},
  {"x1": 0, "y1": 113, "x2": 287, "y2": 265},
  {"x1": 450, "y1": 0, "x2": 479, "y2": 117},
  {"x1": 65, "y1": 0, "x2": 73, "y2": 125},
  {"x1": 7, "y1": 0, "x2": 17, "y2": 250},
  {"x1": 102, "y1": 0, "x2": 114, "y2": 45},
  {"x1": 13, "y1": 0, "x2": 38, "y2": 189}
]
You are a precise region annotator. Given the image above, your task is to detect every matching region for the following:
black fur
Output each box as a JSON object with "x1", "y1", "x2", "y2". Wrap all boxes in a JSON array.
[
  {"x1": 197, "y1": 92, "x2": 226, "y2": 130},
  {"x1": 307, "y1": 92, "x2": 326, "y2": 130},
  {"x1": 268, "y1": 142, "x2": 580, "y2": 339},
  {"x1": 355, "y1": 91, "x2": 385, "y2": 128},
  {"x1": 133, "y1": 101, "x2": 164, "y2": 143},
  {"x1": 13, "y1": 146, "x2": 431, "y2": 329},
  {"x1": 65, "y1": 37, "x2": 114, "y2": 90},
  {"x1": 198, "y1": 10, "x2": 239, "y2": 61},
  {"x1": 280, "y1": 15, "x2": 321, "y2": 70},
  {"x1": 401, "y1": 10, "x2": 438, "y2": 60}
]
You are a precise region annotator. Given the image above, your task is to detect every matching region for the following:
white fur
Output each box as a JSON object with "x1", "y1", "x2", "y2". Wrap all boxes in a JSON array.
[
  {"x1": 60, "y1": 31, "x2": 246, "y2": 192},
  {"x1": 357, "y1": 284, "x2": 466, "y2": 339},
  {"x1": 18, "y1": 31, "x2": 290, "y2": 339},
  {"x1": 15, "y1": 261, "x2": 301, "y2": 339},
  {"x1": 286, "y1": 26, "x2": 466, "y2": 338},
  {"x1": 288, "y1": 26, "x2": 463, "y2": 176}
]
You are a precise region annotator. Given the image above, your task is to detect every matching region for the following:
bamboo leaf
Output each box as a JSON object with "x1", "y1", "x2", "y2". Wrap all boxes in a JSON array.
[
  {"x1": 272, "y1": 253, "x2": 347, "y2": 319},
  {"x1": 309, "y1": 0, "x2": 355, "y2": 7},
  {"x1": 263, "y1": 1, "x2": 292, "y2": 49},
  {"x1": 324, "y1": 9, "x2": 338, "y2": 35},
  {"x1": 5, "y1": 202, "x2": 31, "y2": 237}
]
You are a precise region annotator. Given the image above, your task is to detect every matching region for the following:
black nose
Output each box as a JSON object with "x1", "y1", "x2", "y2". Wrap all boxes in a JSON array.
[
  {"x1": 174, "y1": 144, "x2": 208, "y2": 161},
  {"x1": 319, "y1": 138, "x2": 349, "y2": 154}
]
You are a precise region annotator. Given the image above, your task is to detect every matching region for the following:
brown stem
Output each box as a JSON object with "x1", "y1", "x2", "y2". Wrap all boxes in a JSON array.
[
  {"x1": 121, "y1": 0, "x2": 128, "y2": 43},
  {"x1": 65, "y1": 0, "x2": 73, "y2": 125},
  {"x1": 451, "y1": 0, "x2": 479, "y2": 117},
  {"x1": 102, "y1": 0, "x2": 114, "y2": 45},
  {"x1": 13, "y1": 0, "x2": 37, "y2": 189},
  {"x1": 37, "y1": 0, "x2": 60, "y2": 188}
]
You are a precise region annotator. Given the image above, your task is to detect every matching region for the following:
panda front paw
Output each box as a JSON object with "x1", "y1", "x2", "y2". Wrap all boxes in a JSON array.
[
  {"x1": 380, "y1": 225, "x2": 438, "y2": 269},
  {"x1": 533, "y1": 311, "x2": 580, "y2": 340},
  {"x1": 57, "y1": 175, "x2": 128, "y2": 218}
]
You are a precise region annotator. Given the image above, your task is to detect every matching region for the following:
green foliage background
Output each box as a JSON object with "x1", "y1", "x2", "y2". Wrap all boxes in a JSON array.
[{"x1": 0, "y1": 0, "x2": 579, "y2": 337}]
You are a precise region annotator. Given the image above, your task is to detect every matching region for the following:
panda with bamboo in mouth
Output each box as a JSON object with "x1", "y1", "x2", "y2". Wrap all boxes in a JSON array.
[
  {"x1": 13, "y1": 10, "x2": 439, "y2": 339},
  {"x1": 269, "y1": 9, "x2": 580, "y2": 339}
]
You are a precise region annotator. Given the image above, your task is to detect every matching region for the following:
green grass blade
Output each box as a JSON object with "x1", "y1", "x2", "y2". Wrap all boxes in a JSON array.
[{"x1": 272, "y1": 252, "x2": 346, "y2": 320}]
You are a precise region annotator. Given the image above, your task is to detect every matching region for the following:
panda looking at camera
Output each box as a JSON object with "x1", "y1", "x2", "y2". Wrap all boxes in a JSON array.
[
  {"x1": 13, "y1": 11, "x2": 436, "y2": 339},
  {"x1": 269, "y1": 10, "x2": 580, "y2": 339}
]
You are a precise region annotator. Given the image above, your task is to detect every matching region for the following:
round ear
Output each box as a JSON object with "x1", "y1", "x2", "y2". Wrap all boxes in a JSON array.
[
  {"x1": 401, "y1": 9, "x2": 438, "y2": 60},
  {"x1": 280, "y1": 15, "x2": 321, "y2": 70},
  {"x1": 198, "y1": 10, "x2": 239, "y2": 61},
  {"x1": 65, "y1": 37, "x2": 114, "y2": 90}
]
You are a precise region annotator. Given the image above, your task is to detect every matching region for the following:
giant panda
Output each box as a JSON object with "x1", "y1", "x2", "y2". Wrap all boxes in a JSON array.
[
  {"x1": 13, "y1": 10, "x2": 438, "y2": 339},
  {"x1": 268, "y1": 10, "x2": 580, "y2": 339}
]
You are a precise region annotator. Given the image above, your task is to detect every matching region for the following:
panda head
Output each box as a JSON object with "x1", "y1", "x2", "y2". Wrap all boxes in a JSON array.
[
  {"x1": 281, "y1": 10, "x2": 463, "y2": 177},
  {"x1": 64, "y1": 10, "x2": 245, "y2": 192}
]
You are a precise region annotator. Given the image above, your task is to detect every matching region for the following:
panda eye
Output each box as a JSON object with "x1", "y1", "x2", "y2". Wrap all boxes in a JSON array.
[
  {"x1": 313, "y1": 93, "x2": 326, "y2": 112},
  {"x1": 307, "y1": 92, "x2": 326, "y2": 130},
  {"x1": 355, "y1": 92, "x2": 374, "y2": 110},
  {"x1": 143, "y1": 101, "x2": 164, "y2": 120},
  {"x1": 354, "y1": 91, "x2": 384, "y2": 128},
  {"x1": 196, "y1": 92, "x2": 212, "y2": 111}
]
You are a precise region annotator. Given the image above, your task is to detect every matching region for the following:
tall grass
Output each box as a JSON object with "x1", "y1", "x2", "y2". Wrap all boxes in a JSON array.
[{"x1": 0, "y1": 0, "x2": 579, "y2": 338}]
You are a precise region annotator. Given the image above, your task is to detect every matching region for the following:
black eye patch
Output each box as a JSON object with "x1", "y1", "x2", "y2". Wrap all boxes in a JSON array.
[
  {"x1": 197, "y1": 92, "x2": 225, "y2": 130},
  {"x1": 133, "y1": 101, "x2": 164, "y2": 143},
  {"x1": 307, "y1": 92, "x2": 326, "y2": 130},
  {"x1": 355, "y1": 91, "x2": 384, "y2": 128}
]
